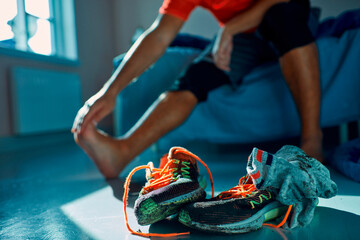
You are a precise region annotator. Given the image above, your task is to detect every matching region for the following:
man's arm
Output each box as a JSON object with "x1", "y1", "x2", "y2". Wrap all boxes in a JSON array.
[
  {"x1": 106, "y1": 14, "x2": 184, "y2": 95},
  {"x1": 213, "y1": 0, "x2": 289, "y2": 71},
  {"x1": 72, "y1": 14, "x2": 184, "y2": 133}
]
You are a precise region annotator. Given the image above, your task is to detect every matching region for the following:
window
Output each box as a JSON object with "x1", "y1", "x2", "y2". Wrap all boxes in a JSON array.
[{"x1": 0, "y1": 0, "x2": 77, "y2": 61}]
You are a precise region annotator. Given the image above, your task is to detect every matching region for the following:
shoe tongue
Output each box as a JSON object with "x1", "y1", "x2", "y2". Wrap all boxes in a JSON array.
[
  {"x1": 157, "y1": 147, "x2": 199, "y2": 179},
  {"x1": 157, "y1": 147, "x2": 197, "y2": 172},
  {"x1": 242, "y1": 175, "x2": 253, "y2": 185},
  {"x1": 168, "y1": 147, "x2": 197, "y2": 167},
  {"x1": 159, "y1": 153, "x2": 169, "y2": 169}
]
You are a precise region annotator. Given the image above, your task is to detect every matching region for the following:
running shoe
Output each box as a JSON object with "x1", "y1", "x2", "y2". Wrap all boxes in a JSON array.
[
  {"x1": 127, "y1": 146, "x2": 214, "y2": 227},
  {"x1": 178, "y1": 175, "x2": 292, "y2": 234}
]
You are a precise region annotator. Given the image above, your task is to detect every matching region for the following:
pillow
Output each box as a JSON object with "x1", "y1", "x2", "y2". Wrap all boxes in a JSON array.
[
  {"x1": 316, "y1": 8, "x2": 360, "y2": 38},
  {"x1": 328, "y1": 138, "x2": 360, "y2": 182},
  {"x1": 169, "y1": 33, "x2": 211, "y2": 50}
]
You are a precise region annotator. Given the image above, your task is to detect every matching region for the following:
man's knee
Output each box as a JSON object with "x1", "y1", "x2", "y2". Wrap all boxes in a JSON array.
[
  {"x1": 258, "y1": 0, "x2": 314, "y2": 56},
  {"x1": 170, "y1": 61, "x2": 230, "y2": 102},
  {"x1": 161, "y1": 90, "x2": 197, "y2": 104}
]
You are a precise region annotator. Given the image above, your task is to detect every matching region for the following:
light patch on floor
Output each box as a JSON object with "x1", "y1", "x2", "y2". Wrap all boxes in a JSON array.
[
  {"x1": 61, "y1": 186, "x2": 148, "y2": 240},
  {"x1": 318, "y1": 195, "x2": 360, "y2": 216}
]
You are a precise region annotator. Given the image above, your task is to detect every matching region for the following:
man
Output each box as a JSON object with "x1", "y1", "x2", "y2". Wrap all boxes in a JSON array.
[{"x1": 72, "y1": 0, "x2": 323, "y2": 178}]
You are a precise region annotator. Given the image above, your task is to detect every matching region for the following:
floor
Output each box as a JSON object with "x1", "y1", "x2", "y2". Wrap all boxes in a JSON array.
[{"x1": 0, "y1": 138, "x2": 359, "y2": 240}]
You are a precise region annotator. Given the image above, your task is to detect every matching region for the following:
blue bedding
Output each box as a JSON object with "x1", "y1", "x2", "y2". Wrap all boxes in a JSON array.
[
  {"x1": 328, "y1": 138, "x2": 360, "y2": 182},
  {"x1": 316, "y1": 8, "x2": 360, "y2": 38},
  {"x1": 113, "y1": 9, "x2": 360, "y2": 150},
  {"x1": 155, "y1": 27, "x2": 360, "y2": 148}
]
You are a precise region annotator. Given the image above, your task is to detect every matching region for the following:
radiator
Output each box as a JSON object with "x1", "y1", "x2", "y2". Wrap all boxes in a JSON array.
[{"x1": 10, "y1": 67, "x2": 82, "y2": 135}]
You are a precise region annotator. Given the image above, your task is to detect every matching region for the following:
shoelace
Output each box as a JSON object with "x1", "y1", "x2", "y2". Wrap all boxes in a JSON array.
[
  {"x1": 123, "y1": 150, "x2": 214, "y2": 238},
  {"x1": 142, "y1": 159, "x2": 189, "y2": 195},
  {"x1": 218, "y1": 175, "x2": 293, "y2": 229},
  {"x1": 217, "y1": 175, "x2": 256, "y2": 199}
]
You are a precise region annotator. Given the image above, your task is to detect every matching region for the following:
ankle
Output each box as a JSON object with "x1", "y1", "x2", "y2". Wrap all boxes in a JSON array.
[
  {"x1": 99, "y1": 139, "x2": 133, "y2": 178},
  {"x1": 116, "y1": 138, "x2": 132, "y2": 161},
  {"x1": 301, "y1": 129, "x2": 323, "y2": 143},
  {"x1": 300, "y1": 134, "x2": 324, "y2": 162}
]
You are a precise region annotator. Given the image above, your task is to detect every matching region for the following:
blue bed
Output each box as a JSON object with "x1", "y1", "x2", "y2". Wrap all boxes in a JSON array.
[{"x1": 113, "y1": 9, "x2": 360, "y2": 151}]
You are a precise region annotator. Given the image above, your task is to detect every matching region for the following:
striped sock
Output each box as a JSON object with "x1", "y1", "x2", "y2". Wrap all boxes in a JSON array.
[{"x1": 246, "y1": 148, "x2": 274, "y2": 189}]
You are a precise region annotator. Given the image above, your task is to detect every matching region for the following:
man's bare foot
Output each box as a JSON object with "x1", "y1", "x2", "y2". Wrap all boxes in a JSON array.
[
  {"x1": 74, "y1": 122, "x2": 131, "y2": 178},
  {"x1": 301, "y1": 135, "x2": 324, "y2": 163}
]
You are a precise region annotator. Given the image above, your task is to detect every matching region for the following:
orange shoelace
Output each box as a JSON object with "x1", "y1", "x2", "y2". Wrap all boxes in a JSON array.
[
  {"x1": 262, "y1": 205, "x2": 293, "y2": 228},
  {"x1": 141, "y1": 160, "x2": 184, "y2": 195},
  {"x1": 217, "y1": 175, "x2": 257, "y2": 199},
  {"x1": 123, "y1": 150, "x2": 214, "y2": 238},
  {"x1": 218, "y1": 175, "x2": 293, "y2": 229}
]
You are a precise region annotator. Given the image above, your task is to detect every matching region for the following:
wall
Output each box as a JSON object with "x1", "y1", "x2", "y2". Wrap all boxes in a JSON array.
[
  {"x1": 0, "y1": 0, "x2": 118, "y2": 137},
  {"x1": 114, "y1": 0, "x2": 360, "y2": 53},
  {"x1": 311, "y1": 0, "x2": 360, "y2": 19}
]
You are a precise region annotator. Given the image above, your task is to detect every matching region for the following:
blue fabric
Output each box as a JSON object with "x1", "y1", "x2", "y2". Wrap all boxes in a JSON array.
[
  {"x1": 316, "y1": 8, "x2": 360, "y2": 38},
  {"x1": 114, "y1": 9, "x2": 360, "y2": 149},
  {"x1": 169, "y1": 33, "x2": 211, "y2": 50},
  {"x1": 157, "y1": 28, "x2": 360, "y2": 149},
  {"x1": 247, "y1": 146, "x2": 337, "y2": 228},
  {"x1": 328, "y1": 138, "x2": 360, "y2": 182}
]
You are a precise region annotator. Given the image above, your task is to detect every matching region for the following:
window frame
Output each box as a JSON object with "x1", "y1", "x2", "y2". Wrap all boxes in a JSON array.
[{"x1": 0, "y1": 0, "x2": 79, "y2": 66}]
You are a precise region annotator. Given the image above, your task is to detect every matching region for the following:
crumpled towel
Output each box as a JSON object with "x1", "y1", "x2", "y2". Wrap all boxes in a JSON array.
[{"x1": 246, "y1": 145, "x2": 338, "y2": 228}]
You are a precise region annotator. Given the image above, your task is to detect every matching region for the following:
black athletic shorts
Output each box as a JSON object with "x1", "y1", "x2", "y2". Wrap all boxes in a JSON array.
[{"x1": 170, "y1": 0, "x2": 314, "y2": 102}]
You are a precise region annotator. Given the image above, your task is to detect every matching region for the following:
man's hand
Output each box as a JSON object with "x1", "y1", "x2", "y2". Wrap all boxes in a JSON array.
[
  {"x1": 212, "y1": 28, "x2": 233, "y2": 71},
  {"x1": 72, "y1": 88, "x2": 116, "y2": 134}
]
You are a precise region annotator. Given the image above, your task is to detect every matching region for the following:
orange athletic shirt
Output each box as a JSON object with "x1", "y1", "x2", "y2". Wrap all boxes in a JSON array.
[{"x1": 159, "y1": 0, "x2": 256, "y2": 26}]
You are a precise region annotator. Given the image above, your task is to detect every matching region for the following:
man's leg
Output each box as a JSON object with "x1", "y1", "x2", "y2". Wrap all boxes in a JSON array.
[
  {"x1": 75, "y1": 90, "x2": 197, "y2": 178},
  {"x1": 258, "y1": 0, "x2": 323, "y2": 161},
  {"x1": 75, "y1": 60, "x2": 231, "y2": 178},
  {"x1": 280, "y1": 43, "x2": 323, "y2": 161}
]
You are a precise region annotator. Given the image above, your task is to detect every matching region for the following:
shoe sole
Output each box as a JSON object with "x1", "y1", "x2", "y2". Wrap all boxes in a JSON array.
[
  {"x1": 136, "y1": 187, "x2": 206, "y2": 225},
  {"x1": 178, "y1": 201, "x2": 287, "y2": 234}
]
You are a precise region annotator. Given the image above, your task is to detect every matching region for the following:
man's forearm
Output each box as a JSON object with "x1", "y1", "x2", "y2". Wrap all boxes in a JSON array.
[
  {"x1": 225, "y1": 0, "x2": 289, "y2": 35},
  {"x1": 102, "y1": 13, "x2": 184, "y2": 97},
  {"x1": 103, "y1": 28, "x2": 169, "y2": 97}
]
